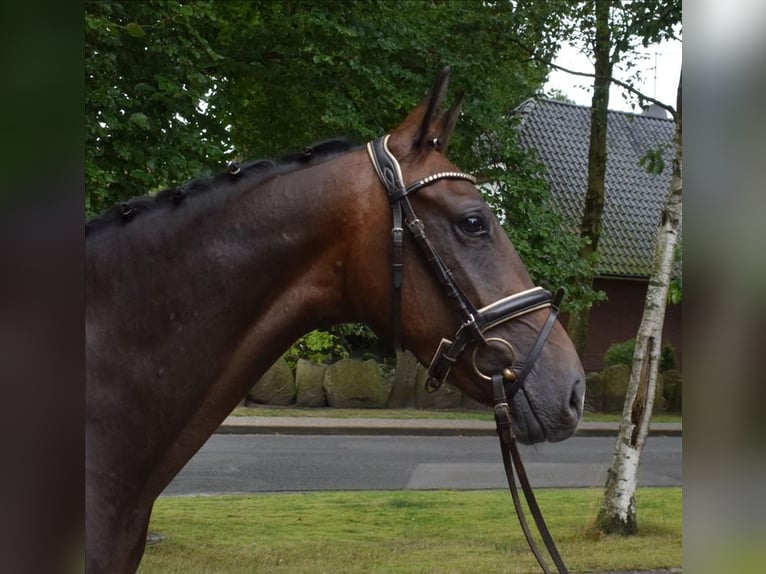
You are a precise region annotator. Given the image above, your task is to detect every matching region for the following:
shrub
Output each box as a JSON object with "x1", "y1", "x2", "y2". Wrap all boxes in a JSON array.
[
  {"x1": 283, "y1": 330, "x2": 348, "y2": 369},
  {"x1": 604, "y1": 338, "x2": 635, "y2": 369},
  {"x1": 283, "y1": 323, "x2": 386, "y2": 369},
  {"x1": 659, "y1": 344, "x2": 678, "y2": 372},
  {"x1": 604, "y1": 338, "x2": 679, "y2": 372}
]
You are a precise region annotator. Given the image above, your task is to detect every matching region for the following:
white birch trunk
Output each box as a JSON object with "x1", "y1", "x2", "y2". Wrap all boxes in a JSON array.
[{"x1": 597, "y1": 75, "x2": 682, "y2": 534}]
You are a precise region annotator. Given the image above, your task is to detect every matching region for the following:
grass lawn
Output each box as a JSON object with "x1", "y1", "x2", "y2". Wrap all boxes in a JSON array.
[
  {"x1": 140, "y1": 488, "x2": 681, "y2": 573},
  {"x1": 230, "y1": 405, "x2": 682, "y2": 424}
]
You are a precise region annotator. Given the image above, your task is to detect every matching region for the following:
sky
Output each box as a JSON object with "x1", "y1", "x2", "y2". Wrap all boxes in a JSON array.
[{"x1": 544, "y1": 38, "x2": 683, "y2": 114}]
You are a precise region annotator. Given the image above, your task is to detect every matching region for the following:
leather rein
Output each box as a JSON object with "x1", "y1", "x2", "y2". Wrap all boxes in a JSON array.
[{"x1": 367, "y1": 135, "x2": 571, "y2": 573}]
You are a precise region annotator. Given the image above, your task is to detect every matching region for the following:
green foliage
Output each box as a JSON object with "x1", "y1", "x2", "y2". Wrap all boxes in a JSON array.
[
  {"x1": 604, "y1": 337, "x2": 677, "y2": 372},
  {"x1": 477, "y1": 124, "x2": 604, "y2": 312},
  {"x1": 283, "y1": 324, "x2": 380, "y2": 367},
  {"x1": 639, "y1": 143, "x2": 671, "y2": 175},
  {"x1": 668, "y1": 242, "x2": 683, "y2": 304},
  {"x1": 86, "y1": 1, "x2": 569, "y2": 215},
  {"x1": 604, "y1": 338, "x2": 636, "y2": 369},
  {"x1": 86, "y1": 0, "x2": 228, "y2": 216},
  {"x1": 659, "y1": 343, "x2": 678, "y2": 372},
  {"x1": 85, "y1": 1, "x2": 600, "y2": 313},
  {"x1": 283, "y1": 329, "x2": 347, "y2": 368}
]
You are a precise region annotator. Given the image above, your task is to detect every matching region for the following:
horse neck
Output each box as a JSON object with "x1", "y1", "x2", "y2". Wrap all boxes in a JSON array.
[{"x1": 87, "y1": 149, "x2": 378, "y2": 410}]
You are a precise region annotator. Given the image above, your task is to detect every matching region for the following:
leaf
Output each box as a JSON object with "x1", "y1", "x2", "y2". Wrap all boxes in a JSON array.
[
  {"x1": 128, "y1": 112, "x2": 149, "y2": 129},
  {"x1": 639, "y1": 145, "x2": 668, "y2": 175},
  {"x1": 125, "y1": 22, "x2": 146, "y2": 38}
]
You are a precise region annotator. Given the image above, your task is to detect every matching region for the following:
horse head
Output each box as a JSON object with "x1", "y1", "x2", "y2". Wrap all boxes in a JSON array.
[{"x1": 351, "y1": 67, "x2": 585, "y2": 444}]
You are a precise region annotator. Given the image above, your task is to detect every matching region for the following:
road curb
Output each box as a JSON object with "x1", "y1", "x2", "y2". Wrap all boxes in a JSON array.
[{"x1": 216, "y1": 416, "x2": 681, "y2": 438}]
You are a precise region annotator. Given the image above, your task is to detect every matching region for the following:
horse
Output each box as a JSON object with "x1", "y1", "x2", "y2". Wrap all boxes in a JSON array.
[{"x1": 86, "y1": 67, "x2": 585, "y2": 573}]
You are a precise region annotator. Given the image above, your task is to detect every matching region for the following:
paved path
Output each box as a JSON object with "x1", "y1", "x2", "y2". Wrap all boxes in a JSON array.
[{"x1": 164, "y1": 432, "x2": 680, "y2": 496}]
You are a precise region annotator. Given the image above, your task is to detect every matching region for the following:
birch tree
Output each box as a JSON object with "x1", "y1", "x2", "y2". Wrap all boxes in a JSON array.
[
  {"x1": 508, "y1": 0, "x2": 682, "y2": 533},
  {"x1": 597, "y1": 71, "x2": 682, "y2": 534}
]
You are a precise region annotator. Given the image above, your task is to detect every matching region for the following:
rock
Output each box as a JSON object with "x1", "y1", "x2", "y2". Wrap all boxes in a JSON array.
[
  {"x1": 386, "y1": 351, "x2": 419, "y2": 408},
  {"x1": 415, "y1": 363, "x2": 463, "y2": 409},
  {"x1": 323, "y1": 358, "x2": 390, "y2": 408},
  {"x1": 601, "y1": 363, "x2": 631, "y2": 413},
  {"x1": 585, "y1": 371, "x2": 605, "y2": 412},
  {"x1": 295, "y1": 359, "x2": 328, "y2": 407},
  {"x1": 247, "y1": 357, "x2": 295, "y2": 405}
]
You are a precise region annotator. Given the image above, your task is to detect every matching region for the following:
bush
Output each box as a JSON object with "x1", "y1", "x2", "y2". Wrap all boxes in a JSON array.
[
  {"x1": 604, "y1": 338, "x2": 635, "y2": 369},
  {"x1": 660, "y1": 344, "x2": 678, "y2": 372},
  {"x1": 283, "y1": 323, "x2": 385, "y2": 369},
  {"x1": 604, "y1": 338, "x2": 678, "y2": 372},
  {"x1": 284, "y1": 330, "x2": 347, "y2": 368}
]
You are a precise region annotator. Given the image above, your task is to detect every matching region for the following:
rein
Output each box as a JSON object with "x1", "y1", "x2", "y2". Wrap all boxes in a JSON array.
[
  {"x1": 493, "y1": 373, "x2": 570, "y2": 574},
  {"x1": 367, "y1": 135, "x2": 570, "y2": 573}
]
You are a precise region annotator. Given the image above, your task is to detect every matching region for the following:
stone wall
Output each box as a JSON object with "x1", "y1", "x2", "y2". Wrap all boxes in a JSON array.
[
  {"x1": 246, "y1": 358, "x2": 295, "y2": 405},
  {"x1": 246, "y1": 351, "x2": 490, "y2": 411},
  {"x1": 584, "y1": 364, "x2": 683, "y2": 414},
  {"x1": 246, "y1": 351, "x2": 686, "y2": 415}
]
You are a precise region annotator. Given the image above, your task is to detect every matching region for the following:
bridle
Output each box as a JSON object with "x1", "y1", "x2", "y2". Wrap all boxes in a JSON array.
[
  {"x1": 367, "y1": 134, "x2": 571, "y2": 574},
  {"x1": 367, "y1": 135, "x2": 564, "y2": 400}
]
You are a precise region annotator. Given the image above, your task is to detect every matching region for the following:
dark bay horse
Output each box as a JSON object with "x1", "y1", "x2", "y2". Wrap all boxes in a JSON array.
[{"x1": 86, "y1": 68, "x2": 585, "y2": 573}]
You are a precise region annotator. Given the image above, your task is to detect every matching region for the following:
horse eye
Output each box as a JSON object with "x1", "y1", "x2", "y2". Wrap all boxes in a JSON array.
[{"x1": 460, "y1": 215, "x2": 488, "y2": 236}]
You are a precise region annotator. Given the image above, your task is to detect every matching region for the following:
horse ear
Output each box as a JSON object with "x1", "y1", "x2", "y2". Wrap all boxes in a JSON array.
[
  {"x1": 415, "y1": 66, "x2": 451, "y2": 149},
  {"x1": 429, "y1": 90, "x2": 463, "y2": 153},
  {"x1": 388, "y1": 66, "x2": 452, "y2": 155}
]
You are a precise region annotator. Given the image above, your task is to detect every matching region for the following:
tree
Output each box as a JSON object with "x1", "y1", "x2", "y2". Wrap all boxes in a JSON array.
[
  {"x1": 85, "y1": 0, "x2": 228, "y2": 215},
  {"x1": 565, "y1": 0, "x2": 613, "y2": 357},
  {"x1": 85, "y1": 0, "x2": 596, "y2": 311},
  {"x1": 597, "y1": 70, "x2": 681, "y2": 534},
  {"x1": 477, "y1": 126, "x2": 598, "y2": 312},
  {"x1": 505, "y1": 0, "x2": 682, "y2": 535},
  {"x1": 562, "y1": 0, "x2": 682, "y2": 357}
]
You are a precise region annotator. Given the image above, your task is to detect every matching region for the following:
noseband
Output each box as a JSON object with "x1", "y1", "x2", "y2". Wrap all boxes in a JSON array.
[
  {"x1": 367, "y1": 135, "x2": 564, "y2": 401},
  {"x1": 368, "y1": 135, "x2": 572, "y2": 573}
]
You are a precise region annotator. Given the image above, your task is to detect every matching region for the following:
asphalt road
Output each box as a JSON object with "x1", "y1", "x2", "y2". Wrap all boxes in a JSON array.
[{"x1": 161, "y1": 434, "x2": 681, "y2": 496}]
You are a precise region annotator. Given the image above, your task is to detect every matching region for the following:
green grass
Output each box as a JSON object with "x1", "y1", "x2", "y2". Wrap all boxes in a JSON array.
[
  {"x1": 140, "y1": 488, "x2": 681, "y2": 573},
  {"x1": 230, "y1": 405, "x2": 682, "y2": 424},
  {"x1": 583, "y1": 411, "x2": 682, "y2": 423}
]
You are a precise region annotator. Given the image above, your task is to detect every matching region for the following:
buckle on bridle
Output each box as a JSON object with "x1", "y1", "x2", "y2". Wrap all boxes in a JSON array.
[{"x1": 426, "y1": 338, "x2": 456, "y2": 390}]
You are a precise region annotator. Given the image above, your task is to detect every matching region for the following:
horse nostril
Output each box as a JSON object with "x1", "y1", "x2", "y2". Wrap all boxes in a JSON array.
[{"x1": 570, "y1": 378, "x2": 585, "y2": 417}]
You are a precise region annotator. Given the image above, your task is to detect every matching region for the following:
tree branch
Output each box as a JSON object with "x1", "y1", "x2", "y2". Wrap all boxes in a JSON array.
[
  {"x1": 509, "y1": 36, "x2": 677, "y2": 120},
  {"x1": 544, "y1": 59, "x2": 677, "y2": 119}
]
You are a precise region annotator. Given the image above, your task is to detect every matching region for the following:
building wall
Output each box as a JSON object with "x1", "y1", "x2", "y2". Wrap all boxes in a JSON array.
[{"x1": 562, "y1": 277, "x2": 683, "y2": 373}]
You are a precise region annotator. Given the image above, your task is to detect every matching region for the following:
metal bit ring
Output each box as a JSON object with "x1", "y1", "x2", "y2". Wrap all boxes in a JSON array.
[{"x1": 472, "y1": 337, "x2": 516, "y2": 382}]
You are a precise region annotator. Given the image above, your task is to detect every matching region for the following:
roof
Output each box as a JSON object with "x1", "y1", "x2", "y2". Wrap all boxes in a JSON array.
[{"x1": 515, "y1": 99, "x2": 676, "y2": 278}]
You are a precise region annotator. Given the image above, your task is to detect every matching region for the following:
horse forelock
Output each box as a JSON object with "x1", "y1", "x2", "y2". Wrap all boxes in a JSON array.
[{"x1": 85, "y1": 137, "x2": 357, "y2": 237}]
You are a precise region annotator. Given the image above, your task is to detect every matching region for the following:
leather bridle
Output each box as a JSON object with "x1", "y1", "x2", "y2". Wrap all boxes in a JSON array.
[{"x1": 367, "y1": 134, "x2": 571, "y2": 573}]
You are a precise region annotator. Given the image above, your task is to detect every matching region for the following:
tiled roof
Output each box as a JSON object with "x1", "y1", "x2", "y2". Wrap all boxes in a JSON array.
[{"x1": 515, "y1": 99, "x2": 676, "y2": 278}]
